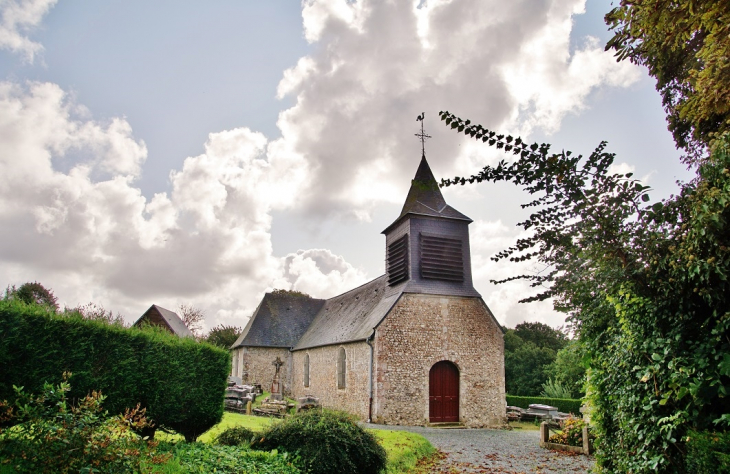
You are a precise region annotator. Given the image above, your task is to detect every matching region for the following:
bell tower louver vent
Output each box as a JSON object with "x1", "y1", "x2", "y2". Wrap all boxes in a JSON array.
[
  {"x1": 420, "y1": 234, "x2": 464, "y2": 282},
  {"x1": 387, "y1": 235, "x2": 409, "y2": 286}
]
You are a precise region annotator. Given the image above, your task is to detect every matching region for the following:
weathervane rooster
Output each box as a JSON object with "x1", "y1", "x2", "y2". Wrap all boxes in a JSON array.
[{"x1": 415, "y1": 112, "x2": 431, "y2": 156}]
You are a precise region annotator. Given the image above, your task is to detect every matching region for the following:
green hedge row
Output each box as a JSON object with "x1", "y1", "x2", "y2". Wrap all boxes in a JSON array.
[
  {"x1": 506, "y1": 395, "x2": 583, "y2": 415},
  {"x1": 0, "y1": 300, "x2": 230, "y2": 442}
]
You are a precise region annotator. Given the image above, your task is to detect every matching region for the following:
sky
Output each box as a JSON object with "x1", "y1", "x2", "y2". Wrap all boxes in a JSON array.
[{"x1": 0, "y1": 0, "x2": 694, "y2": 331}]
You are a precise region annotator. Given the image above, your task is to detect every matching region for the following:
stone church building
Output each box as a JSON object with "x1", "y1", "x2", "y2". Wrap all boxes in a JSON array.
[{"x1": 230, "y1": 155, "x2": 506, "y2": 427}]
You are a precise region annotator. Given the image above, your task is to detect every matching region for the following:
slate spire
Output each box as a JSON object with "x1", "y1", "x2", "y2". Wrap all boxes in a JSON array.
[{"x1": 399, "y1": 154, "x2": 447, "y2": 218}]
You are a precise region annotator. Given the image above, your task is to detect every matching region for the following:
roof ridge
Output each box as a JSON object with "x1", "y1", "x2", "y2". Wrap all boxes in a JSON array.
[{"x1": 325, "y1": 274, "x2": 387, "y2": 300}]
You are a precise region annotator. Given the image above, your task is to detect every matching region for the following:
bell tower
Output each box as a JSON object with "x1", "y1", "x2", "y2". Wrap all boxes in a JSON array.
[{"x1": 382, "y1": 154, "x2": 480, "y2": 298}]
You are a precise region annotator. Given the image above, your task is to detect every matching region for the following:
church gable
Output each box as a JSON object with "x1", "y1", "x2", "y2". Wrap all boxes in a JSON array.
[{"x1": 372, "y1": 293, "x2": 505, "y2": 427}]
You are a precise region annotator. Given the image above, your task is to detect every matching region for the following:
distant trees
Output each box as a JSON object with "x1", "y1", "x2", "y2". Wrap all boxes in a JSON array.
[
  {"x1": 177, "y1": 304, "x2": 205, "y2": 337},
  {"x1": 204, "y1": 324, "x2": 242, "y2": 349},
  {"x1": 4, "y1": 282, "x2": 58, "y2": 311},
  {"x1": 503, "y1": 322, "x2": 585, "y2": 398},
  {"x1": 65, "y1": 302, "x2": 127, "y2": 326}
]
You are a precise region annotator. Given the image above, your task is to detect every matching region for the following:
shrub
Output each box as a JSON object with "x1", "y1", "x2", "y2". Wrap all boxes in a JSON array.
[
  {"x1": 0, "y1": 299, "x2": 230, "y2": 442},
  {"x1": 540, "y1": 379, "x2": 573, "y2": 399},
  {"x1": 506, "y1": 395, "x2": 582, "y2": 415},
  {"x1": 548, "y1": 416, "x2": 591, "y2": 447},
  {"x1": 251, "y1": 409, "x2": 387, "y2": 474},
  {"x1": 685, "y1": 430, "x2": 730, "y2": 473},
  {"x1": 215, "y1": 426, "x2": 256, "y2": 446},
  {"x1": 0, "y1": 375, "x2": 169, "y2": 473}
]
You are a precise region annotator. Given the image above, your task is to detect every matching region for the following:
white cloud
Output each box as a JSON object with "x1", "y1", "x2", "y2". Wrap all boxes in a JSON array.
[
  {"x1": 0, "y1": 0, "x2": 56, "y2": 62},
  {"x1": 277, "y1": 248, "x2": 368, "y2": 298},
  {"x1": 0, "y1": 0, "x2": 647, "y2": 332},
  {"x1": 0, "y1": 81, "x2": 361, "y2": 330},
  {"x1": 274, "y1": 0, "x2": 643, "y2": 222}
]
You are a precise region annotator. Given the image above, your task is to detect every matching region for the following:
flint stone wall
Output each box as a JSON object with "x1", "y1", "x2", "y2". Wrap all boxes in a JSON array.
[
  {"x1": 372, "y1": 293, "x2": 506, "y2": 428},
  {"x1": 291, "y1": 342, "x2": 370, "y2": 419},
  {"x1": 231, "y1": 346, "x2": 292, "y2": 396}
]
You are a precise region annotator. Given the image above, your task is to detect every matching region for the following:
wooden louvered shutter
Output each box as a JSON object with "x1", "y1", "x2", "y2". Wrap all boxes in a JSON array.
[
  {"x1": 420, "y1": 233, "x2": 464, "y2": 282},
  {"x1": 387, "y1": 235, "x2": 409, "y2": 285}
]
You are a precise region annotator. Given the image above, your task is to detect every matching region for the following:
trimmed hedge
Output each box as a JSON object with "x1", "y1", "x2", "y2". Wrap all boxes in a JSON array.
[
  {"x1": 0, "y1": 300, "x2": 230, "y2": 442},
  {"x1": 506, "y1": 395, "x2": 582, "y2": 415}
]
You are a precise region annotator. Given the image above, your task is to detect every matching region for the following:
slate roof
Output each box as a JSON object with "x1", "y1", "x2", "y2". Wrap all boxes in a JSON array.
[
  {"x1": 293, "y1": 275, "x2": 402, "y2": 351},
  {"x1": 134, "y1": 304, "x2": 194, "y2": 338},
  {"x1": 231, "y1": 292, "x2": 326, "y2": 349},
  {"x1": 383, "y1": 155, "x2": 471, "y2": 234}
]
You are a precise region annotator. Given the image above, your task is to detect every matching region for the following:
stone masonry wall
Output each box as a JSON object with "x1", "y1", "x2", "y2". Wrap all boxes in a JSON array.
[
  {"x1": 232, "y1": 347, "x2": 293, "y2": 396},
  {"x1": 291, "y1": 342, "x2": 370, "y2": 419},
  {"x1": 373, "y1": 294, "x2": 505, "y2": 428}
]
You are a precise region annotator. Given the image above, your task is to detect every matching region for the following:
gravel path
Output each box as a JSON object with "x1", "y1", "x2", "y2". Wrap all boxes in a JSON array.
[{"x1": 364, "y1": 424, "x2": 594, "y2": 473}]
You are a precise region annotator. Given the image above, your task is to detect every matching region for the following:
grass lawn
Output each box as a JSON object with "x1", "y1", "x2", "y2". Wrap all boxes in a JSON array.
[
  {"x1": 372, "y1": 429, "x2": 436, "y2": 474},
  {"x1": 158, "y1": 411, "x2": 435, "y2": 473},
  {"x1": 509, "y1": 420, "x2": 541, "y2": 431},
  {"x1": 156, "y1": 411, "x2": 276, "y2": 443}
]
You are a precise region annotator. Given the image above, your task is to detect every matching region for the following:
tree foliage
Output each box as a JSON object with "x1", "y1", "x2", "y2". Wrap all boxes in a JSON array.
[
  {"x1": 605, "y1": 0, "x2": 730, "y2": 159},
  {"x1": 503, "y1": 323, "x2": 569, "y2": 396},
  {"x1": 5, "y1": 282, "x2": 58, "y2": 311},
  {"x1": 513, "y1": 321, "x2": 568, "y2": 352},
  {"x1": 548, "y1": 340, "x2": 586, "y2": 398},
  {"x1": 177, "y1": 303, "x2": 205, "y2": 337},
  {"x1": 64, "y1": 302, "x2": 127, "y2": 326},
  {"x1": 439, "y1": 110, "x2": 730, "y2": 472},
  {"x1": 0, "y1": 374, "x2": 164, "y2": 473},
  {"x1": 205, "y1": 324, "x2": 242, "y2": 349}
]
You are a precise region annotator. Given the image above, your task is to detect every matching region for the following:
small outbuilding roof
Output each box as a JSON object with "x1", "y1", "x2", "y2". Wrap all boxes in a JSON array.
[
  {"x1": 293, "y1": 275, "x2": 401, "y2": 351},
  {"x1": 231, "y1": 291, "x2": 326, "y2": 349},
  {"x1": 133, "y1": 304, "x2": 194, "y2": 338}
]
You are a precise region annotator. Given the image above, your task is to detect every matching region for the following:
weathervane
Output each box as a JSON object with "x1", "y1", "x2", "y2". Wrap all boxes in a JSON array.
[{"x1": 415, "y1": 112, "x2": 431, "y2": 156}]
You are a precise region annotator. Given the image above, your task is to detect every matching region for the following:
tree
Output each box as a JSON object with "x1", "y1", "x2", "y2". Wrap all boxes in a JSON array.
[
  {"x1": 205, "y1": 324, "x2": 242, "y2": 349},
  {"x1": 6, "y1": 282, "x2": 58, "y2": 311},
  {"x1": 177, "y1": 304, "x2": 205, "y2": 337},
  {"x1": 503, "y1": 323, "x2": 568, "y2": 396},
  {"x1": 63, "y1": 303, "x2": 126, "y2": 326},
  {"x1": 504, "y1": 331, "x2": 557, "y2": 396},
  {"x1": 513, "y1": 321, "x2": 568, "y2": 353},
  {"x1": 547, "y1": 340, "x2": 586, "y2": 398},
  {"x1": 605, "y1": 0, "x2": 730, "y2": 160},
  {"x1": 438, "y1": 110, "x2": 730, "y2": 472}
]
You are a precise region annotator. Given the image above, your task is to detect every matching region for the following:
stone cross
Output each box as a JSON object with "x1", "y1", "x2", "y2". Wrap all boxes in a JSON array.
[{"x1": 270, "y1": 356, "x2": 284, "y2": 401}]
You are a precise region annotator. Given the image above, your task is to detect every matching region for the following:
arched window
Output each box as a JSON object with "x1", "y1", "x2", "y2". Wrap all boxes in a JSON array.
[
  {"x1": 304, "y1": 353, "x2": 310, "y2": 388},
  {"x1": 337, "y1": 347, "x2": 346, "y2": 389}
]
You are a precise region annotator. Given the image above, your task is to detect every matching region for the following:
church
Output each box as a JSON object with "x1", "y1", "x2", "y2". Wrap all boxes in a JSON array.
[{"x1": 230, "y1": 153, "x2": 506, "y2": 428}]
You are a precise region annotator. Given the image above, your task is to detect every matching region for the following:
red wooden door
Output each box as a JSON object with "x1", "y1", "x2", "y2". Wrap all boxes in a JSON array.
[{"x1": 429, "y1": 361, "x2": 459, "y2": 423}]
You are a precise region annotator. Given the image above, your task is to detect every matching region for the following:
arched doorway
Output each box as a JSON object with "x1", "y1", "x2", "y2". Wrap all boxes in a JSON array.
[{"x1": 429, "y1": 361, "x2": 459, "y2": 423}]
